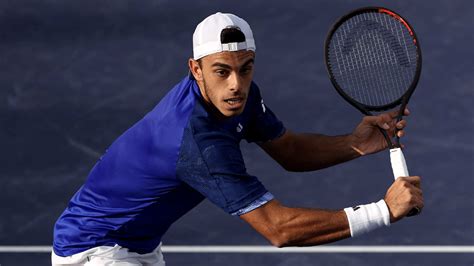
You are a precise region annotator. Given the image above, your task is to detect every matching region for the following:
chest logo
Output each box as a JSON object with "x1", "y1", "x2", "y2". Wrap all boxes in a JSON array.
[
  {"x1": 261, "y1": 99, "x2": 266, "y2": 113},
  {"x1": 236, "y1": 123, "x2": 243, "y2": 133}
]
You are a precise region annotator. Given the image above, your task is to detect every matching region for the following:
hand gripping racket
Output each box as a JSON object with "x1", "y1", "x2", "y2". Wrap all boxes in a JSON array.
[{"x1": 324, "y1": 7, "x2": 422, "y2": 216}]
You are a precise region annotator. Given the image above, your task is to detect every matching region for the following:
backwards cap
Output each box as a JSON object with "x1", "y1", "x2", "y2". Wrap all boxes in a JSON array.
[{"x1": 192, "y1": 12, "x2": 256, "y2": 60}]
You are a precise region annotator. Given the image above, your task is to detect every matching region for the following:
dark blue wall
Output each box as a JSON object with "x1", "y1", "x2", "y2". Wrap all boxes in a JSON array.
[{"x1": 1, "y1": 1, "x2": 472, "y2": 265}]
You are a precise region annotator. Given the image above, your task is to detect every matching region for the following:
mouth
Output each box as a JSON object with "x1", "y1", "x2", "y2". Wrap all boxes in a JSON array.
[{"x1": 224, "y1": 97, "x2": 245, "y2": 110}]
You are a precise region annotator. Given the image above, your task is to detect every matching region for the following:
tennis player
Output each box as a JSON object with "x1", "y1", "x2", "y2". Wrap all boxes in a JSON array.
[{"x1": 52, "y1": 12, "x2": 423, "y2": 265}]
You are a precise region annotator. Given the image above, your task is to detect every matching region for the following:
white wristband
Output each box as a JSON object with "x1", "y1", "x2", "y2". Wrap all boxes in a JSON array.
[{"x1": 343, "y1": 199, "x2": 391, "y2": 237}]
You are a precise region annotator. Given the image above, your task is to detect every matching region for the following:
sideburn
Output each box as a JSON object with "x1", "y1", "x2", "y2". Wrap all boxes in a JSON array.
[{"x1": 199, "y1": 78, "x2": 228, "y2": 120}]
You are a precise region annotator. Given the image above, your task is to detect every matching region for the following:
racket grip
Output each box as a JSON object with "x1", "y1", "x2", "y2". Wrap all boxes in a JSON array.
[
  {"x1": 389, "y1": 147, "x2": 409, "y2": 179},
  {"x1": 389, "y1": 148, "x2": 420, "y2": 217}
]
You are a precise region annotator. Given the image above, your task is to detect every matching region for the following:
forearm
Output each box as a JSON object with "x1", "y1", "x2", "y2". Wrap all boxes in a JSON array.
[
  {"x1": 262, "y1": 131, "x2": 361, "y2": 172},
  {"x1": 271, "y1": 206, "x2": 351, "y2": 247},
  {"x1": 242, "y1": 200, "x2": 350, "y2": 247},
  {"x1": 291, "y1": 133, "x2": 360, "y2": 171}
]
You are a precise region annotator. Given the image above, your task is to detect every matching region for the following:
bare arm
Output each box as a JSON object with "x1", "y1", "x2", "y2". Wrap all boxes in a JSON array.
[
  {"x1": 240, "y1": 199, "x2": 351, "y2": 247},
  {"x1": 260, "y1": 109, "x2": 410, "y2": 172},
  {"x1": 259, "y1": 130, "x2": 360, "y2": 172},
  {"x1": 240, "y1": 176, "x2": 423, "y2": 247}
]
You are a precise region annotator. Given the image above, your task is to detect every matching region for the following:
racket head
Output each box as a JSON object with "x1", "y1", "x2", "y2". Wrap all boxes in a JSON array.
[{"x1": 325, "y1": 7, "x2": 422, "y2": 114}]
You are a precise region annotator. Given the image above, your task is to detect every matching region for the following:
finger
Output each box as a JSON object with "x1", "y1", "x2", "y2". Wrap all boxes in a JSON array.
[
  {"x1": 396, "y1": 120, "x2": 407, "y2": 129},
  {"x1": 409, "y1": 184, "x2": 423, "y2": 197},
  {"x1": 362, "y1": 115, "x2": 389, "y2": 130},
  {"x1": 396, "y1": 176, "x2": 421, "y2": 188},
  {"x1": 397, "y1": 130, "x2": 405, "y2": 138},
  {"x1": 388, "y1": 109, "x2": 400, "y2": 119},
  {"x1": 388, "y1": 108, "x2": 410, "y2": 120},
  {"x1": 406, "y1": 175, "x2": 422, "y2": 188},
  {"x1": 406, "y1": 186, "x2": 424, "y2": 215},
  {"x1": 404, "y1": 107, "x2": 410, "y2": 116},
  {"x1": 376, "y1": 113, "x2": 393, "y2": 130},
  {"x1": 397, "y1": 107, "x2": 410, "y2": 117},
  {"x1": 410, "y1": 193, "x2": 424, "y2": 213}
]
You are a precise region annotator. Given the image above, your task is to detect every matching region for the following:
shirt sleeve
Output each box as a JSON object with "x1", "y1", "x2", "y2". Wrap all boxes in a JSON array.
[
  {"x1": 245, "y1": 82, "x2": 286, "y2": 143},
  {"x1": 176, "y1": 120, "x2": 272, "y2": 215}
]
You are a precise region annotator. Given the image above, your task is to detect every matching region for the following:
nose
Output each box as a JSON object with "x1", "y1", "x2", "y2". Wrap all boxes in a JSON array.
[{"x1": 228, "y1": 72, "x2": 242, "y2": 93}]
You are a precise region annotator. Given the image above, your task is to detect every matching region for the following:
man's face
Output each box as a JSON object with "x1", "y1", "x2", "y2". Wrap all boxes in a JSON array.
[{"x1": 189, "y1": 50, "x2": 255, "y2": 118}]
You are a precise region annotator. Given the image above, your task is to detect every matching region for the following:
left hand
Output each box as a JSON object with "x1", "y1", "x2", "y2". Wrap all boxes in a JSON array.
[{"x1": 349, "y1": 108, "x2": 409, "y2": 155}]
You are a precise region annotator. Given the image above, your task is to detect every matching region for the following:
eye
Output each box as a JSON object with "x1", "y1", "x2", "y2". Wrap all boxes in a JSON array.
[
  {"x1": 215, "y1": 69, "x2": 229, "y2": 77},
  {"x1": 240, "y1": 66, "x2": 253, "y2": 75}
]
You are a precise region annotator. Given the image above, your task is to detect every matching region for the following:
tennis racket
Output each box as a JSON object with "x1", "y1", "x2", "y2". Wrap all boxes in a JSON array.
[{"x1": 324, "y1": 7, "x2": 422, "y2": 216}]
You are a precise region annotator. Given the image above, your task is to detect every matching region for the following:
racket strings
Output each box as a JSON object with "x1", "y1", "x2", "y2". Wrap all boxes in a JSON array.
[{"x1": 328, "y1": 11, "x2": 418, "y2": 108}]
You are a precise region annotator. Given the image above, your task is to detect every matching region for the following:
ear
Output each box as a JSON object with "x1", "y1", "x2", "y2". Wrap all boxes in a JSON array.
[{"x1": 188, "y1": 58, "x2": 203, "y2": 81}]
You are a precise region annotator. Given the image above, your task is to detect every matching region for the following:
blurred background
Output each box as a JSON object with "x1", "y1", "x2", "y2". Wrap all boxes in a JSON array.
[{"x1": 0, "y1": 0, "x2": 472, "y2": 265}]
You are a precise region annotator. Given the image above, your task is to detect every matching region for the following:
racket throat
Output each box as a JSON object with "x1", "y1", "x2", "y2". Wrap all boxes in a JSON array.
[{"x1": 378, "y1": 127, "x2": 399, "y2": 149}]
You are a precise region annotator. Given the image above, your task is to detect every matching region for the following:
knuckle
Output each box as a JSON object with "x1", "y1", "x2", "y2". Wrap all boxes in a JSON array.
[{"x1": 397, "y1": 176, "x2": 407, "y2": 182}]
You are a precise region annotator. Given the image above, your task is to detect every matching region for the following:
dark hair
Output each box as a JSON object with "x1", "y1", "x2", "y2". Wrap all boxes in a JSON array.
[{"x1": 220, "y1": 27, "x2": 246, "y2": 44}]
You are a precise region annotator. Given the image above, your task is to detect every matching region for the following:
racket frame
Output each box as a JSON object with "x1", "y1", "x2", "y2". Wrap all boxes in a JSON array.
[{"x1": 324, "y1": 7, "x2": 422, "y2": 148}]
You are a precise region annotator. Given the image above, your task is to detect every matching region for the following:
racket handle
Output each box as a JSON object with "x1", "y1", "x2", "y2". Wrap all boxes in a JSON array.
[
  {"x1": 390, "y1": 148, "x2": 409, "y2": 179},
  {"x1": 389, "y1": 148, "x2": 420, "y2": 217}
]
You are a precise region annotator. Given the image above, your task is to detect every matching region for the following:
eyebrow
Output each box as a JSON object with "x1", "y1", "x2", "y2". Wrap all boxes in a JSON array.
[
  {"x1": 211, "y1": 58, "x2": 255, "y2": 70},
  {"x1": 241, "y1": 58, "x2": 255, "y2": 68}
]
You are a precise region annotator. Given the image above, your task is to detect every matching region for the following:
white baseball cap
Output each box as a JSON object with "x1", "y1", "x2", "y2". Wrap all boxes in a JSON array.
[{"x1": 192, "y1": 12, "x2": 256, "y2": 60}]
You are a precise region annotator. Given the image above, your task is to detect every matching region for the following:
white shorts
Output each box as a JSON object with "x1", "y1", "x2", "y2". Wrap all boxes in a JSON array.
[{"x1": 51, "y1": 243, "x2": 165, "y2": 266}]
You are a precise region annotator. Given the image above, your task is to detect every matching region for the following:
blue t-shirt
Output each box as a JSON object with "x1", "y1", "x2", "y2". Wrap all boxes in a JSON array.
[{"x1": 53, "y1": 75, "x2": 285, "y2": 256}]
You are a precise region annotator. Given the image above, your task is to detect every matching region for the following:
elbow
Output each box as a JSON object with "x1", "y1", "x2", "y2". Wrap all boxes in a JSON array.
[
  {"x1": 269, "y1": 236, "x2": 289, "y2": 248},
  {"x1": 266, "y1": 229, "x2": 293, "y2": 248}
]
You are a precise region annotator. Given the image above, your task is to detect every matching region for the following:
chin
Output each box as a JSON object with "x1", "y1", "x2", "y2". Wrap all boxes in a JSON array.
[
  {"x1": 222, "y1": 111, "x2": 242, "y2": 117},
  {"x1": 220, "y1": 107, "x2": 244, "y2": 117}
]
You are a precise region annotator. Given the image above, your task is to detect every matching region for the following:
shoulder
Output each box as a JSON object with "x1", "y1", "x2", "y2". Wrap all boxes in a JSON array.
[{"x1": 145, "y1": 75, "x2": 200, "y2": 122}]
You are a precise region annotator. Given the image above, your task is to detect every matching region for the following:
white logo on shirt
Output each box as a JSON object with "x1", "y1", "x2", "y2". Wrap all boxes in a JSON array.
[
  {"x1": 261, "y1": 99, "x2": 266, "y2": 113},
  {"x1": 236, "y1": 123, "x2": 243, "y2": 133}
]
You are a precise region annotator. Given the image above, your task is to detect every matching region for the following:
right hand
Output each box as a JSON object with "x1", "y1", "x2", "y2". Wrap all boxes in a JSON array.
[{"x1": 384, "y1": 176, "x2": 424, "y2": 223}]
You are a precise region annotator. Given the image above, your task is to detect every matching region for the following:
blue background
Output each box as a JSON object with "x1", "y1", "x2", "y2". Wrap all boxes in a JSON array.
[{"x1": 1, "y1": 0, "x2": 472, "y2": 265}]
